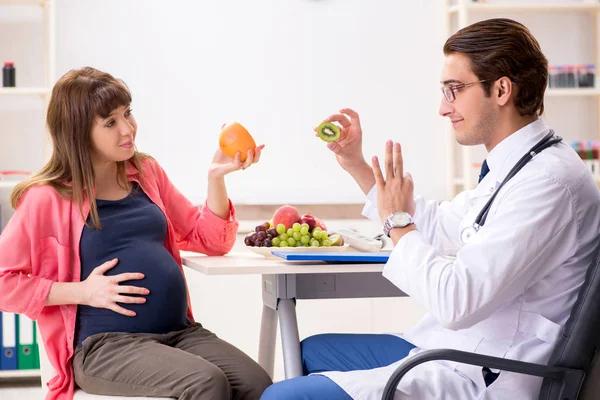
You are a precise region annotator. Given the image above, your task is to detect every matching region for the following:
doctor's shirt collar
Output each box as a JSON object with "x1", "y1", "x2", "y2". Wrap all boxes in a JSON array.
[{"x1": 484, "y1": 119, "x2": 551, "y2": 185}]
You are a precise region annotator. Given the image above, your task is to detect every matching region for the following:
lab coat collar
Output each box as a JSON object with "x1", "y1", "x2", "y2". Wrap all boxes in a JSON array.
[{"x1": 484, "y1": 119, "x2": 551, "y2": 185}]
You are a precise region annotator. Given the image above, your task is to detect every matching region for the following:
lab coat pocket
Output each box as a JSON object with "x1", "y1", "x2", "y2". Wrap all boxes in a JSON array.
[
  {"x1": 519, "y1": 311, "x2": 562, "y2": 344},
  {"x1": 425, "y1": 329, "x2": 482, "y2": 370},
  {"x1": 38, "y1": 236, "x2": 71, "y2": 281}
]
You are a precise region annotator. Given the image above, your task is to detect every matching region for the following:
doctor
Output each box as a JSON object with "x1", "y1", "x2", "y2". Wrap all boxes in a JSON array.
[{"x1": 261, "y1": 18, "x2": 600, "y2": 400}]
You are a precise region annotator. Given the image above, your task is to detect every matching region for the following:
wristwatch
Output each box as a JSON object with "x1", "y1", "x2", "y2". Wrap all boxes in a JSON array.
[{"x1": 383, "y1": 211, "x2": 414, "y2": 237}]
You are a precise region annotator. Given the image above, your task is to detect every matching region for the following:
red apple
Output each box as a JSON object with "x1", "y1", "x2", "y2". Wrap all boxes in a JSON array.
[
  {"x1": 314, "y1": 216, "x2": 327, "y2": 231},
  {"x1": 299, "y1": 214, "x2": 317, "y2": 231},
  {"x1": 272, "y1": 205, "x2": 301, "y2": 229},
  {"x1": 299, "y1": 214, "x2": 327, "y2": 231}
]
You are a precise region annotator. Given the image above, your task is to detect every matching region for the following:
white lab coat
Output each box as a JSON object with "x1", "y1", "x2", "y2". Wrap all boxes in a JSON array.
[{"x1": 320, "y1": 120, "x2": 600, "y2": 399}]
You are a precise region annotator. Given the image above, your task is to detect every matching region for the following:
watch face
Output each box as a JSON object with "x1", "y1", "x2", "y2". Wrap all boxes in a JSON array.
[{"x1": 390, "y1": 212, "x2": 412, "y2": 226}]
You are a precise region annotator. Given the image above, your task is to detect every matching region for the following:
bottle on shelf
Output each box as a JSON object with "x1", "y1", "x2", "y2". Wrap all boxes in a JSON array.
[
  {"x1": 567, "y1": 65, "x2": 576, "y2": 88},
  {"x1": 585, "y1": 64, "x2": 596, "y2": 88},
  {"x1": 556, "y1": 65, "x2": 564, "y2": 88},
  {"x1": 548, "y1": 64, "x2": 596, "y2": 88},
  {"x1": 548, "y1": 65, "x2": 557, "y2": 88},
  {"x1": 2, "y1": 62, "x2": 16, "y2": 87},
  {"x1": 569, "y1": 140, "x2": 600, "y2": 180}
]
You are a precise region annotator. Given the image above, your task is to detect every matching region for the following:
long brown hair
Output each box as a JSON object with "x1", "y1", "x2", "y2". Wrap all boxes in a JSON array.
[
  {"x1": 10, "y1": 67, "x2": 146, "y2": 229},
  {"x1": 444, "y1": 18, "x2": 548, "y2": 116}
]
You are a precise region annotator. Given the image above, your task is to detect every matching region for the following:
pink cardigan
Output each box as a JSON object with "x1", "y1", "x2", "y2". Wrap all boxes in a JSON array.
[{"x1": 0, "y1": 158, "x2": 239, "y2": 400}]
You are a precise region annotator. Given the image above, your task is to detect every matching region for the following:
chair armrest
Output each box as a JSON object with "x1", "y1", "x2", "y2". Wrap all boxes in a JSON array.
[{"x1": 381, "y1": 349, "x2": 584, "y2": 400}]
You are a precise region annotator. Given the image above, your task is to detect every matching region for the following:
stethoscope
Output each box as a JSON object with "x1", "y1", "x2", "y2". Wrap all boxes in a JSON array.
[{"x1": 459, "y1": 130, "x2": 563, "y2": 245}]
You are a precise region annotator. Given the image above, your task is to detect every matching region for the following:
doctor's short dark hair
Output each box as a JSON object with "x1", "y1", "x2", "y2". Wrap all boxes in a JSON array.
[{"x1": 443, "y1": 18, "x2": 548, "y2": 117}]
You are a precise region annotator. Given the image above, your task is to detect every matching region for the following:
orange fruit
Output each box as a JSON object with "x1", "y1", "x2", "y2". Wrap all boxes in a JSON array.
[{"x1": 219, "y1": 122, "x2": 257, "y2": 162}]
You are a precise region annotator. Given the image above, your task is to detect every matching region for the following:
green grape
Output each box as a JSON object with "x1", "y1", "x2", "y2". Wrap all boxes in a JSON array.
[
  {"x1": 272, "y1": 237, "x2": 281, "y2": 247},
  {"x1": 287, "y1": 237, "x2": 296, "y2": 246},
  {"x1": 320, "y1": 231, "x2": 328, "y2": 239},
  {"x1": 300, "y1": 227, "x2": 309, "y2": 236},
  {"x1": 276, "y1": 224, "x2": 286, "y2": 235},
  {"x1": 312, "y1": 227, "x2": 322, "y2": 237},
  {"x1": 293, "y1": 232, "x2": 302, "y2": 241},
  {"x1": 301, "y1": 223, "x2": 309, "y2": 230},
  {"x1": 292, "y1": 223, "x2": 302, "y2": 232},
  {"x1": 287, "y1": 228, "x2": 294, "y2": 236},
  {"x1": 322, "y1": 239, "x2": 332, "y2": 247},
  {"x1": 279, "y1": 233, "x2": 289, "y2": 241},
  {"x1": 295, "y1": 241, "x2": 303, "y2": 247},
  {"x1": 310, "y1": 239, "x2": 320, "y2": 247},
  {"x1": 279, "y1": 241, "x2": 288, "y2": 247},
  {"x1": 300, "y1": 235, "x2": 310, "y2": 245}
]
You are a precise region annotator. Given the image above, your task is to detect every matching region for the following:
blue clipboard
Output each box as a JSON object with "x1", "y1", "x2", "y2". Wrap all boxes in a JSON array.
[{"x1": 271, "y1": 251, "x2": 390, "y2": 263}]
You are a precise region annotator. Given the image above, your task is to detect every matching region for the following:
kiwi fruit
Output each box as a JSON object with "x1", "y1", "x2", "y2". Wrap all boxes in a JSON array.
[
  {"x1": 328, "y1": 233, "x2": 344, "y2": 246},
  {"x1": 317, "y1": 122, "x2": 341, "y2": 143}
]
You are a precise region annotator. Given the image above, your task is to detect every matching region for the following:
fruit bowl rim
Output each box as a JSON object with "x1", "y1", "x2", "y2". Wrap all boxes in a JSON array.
[{"x1": 245, "y1": 243, "x2": 350, "y2": 259}]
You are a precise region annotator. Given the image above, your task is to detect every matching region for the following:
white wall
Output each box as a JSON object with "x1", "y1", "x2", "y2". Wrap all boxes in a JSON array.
[{"x1": 2, "y1": 0, "x2": 448, "y2": 205}]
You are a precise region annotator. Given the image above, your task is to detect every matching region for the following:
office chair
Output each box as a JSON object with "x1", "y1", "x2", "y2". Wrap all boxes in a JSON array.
[{"x1": 382, "y1": 247, "x2": 600, "y2": 400}]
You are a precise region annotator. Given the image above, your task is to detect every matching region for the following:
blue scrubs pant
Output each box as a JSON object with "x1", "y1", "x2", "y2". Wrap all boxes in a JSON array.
[{"x1": 260, "y1": 333, "x2": 415, "y2": 400}]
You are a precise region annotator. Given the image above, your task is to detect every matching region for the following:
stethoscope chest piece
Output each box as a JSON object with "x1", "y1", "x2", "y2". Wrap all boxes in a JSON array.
[{"x1": 460, "y1": 225, "x2": 478, "y2": 245}]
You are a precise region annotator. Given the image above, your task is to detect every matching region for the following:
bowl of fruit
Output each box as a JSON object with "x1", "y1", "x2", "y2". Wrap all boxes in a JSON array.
[{"x1": 244, "y1": 205, "x2": 348, "y2": 259}]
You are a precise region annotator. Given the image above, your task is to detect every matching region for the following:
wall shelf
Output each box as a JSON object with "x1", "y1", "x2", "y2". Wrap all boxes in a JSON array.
[
  {"x1": 0, "y1": 0, "x2": 53, "y2": 391},
  {"x1": 546, "y1": 88, "x2": 600, "y2": 96},
  {"x1": 0, "y1": 0, "x2": 55, "y2": 167},
  {"x1": 0, "y1": 369, "x2": 40, "y2": 379},
  {"x1": 0, "y1": 87, "x2": 50, "y2": 96},
  {"x1": 0, "y1": 0, "x2": 48, "y2": 5},
  {"x1": 448, "y1": 2, "x2": 600, "y2": 14}
]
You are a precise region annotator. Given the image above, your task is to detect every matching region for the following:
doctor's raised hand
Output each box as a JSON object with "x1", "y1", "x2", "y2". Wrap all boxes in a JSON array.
[
  {"x1": 315, "y1": 108, "x2": 379, "y2": 195},
  {"x1": 372, "y1": 140, "x2": 417, "y2": 244},
  {"x1": 315, "y1": 108, "x2": 366, "y2": 171}
]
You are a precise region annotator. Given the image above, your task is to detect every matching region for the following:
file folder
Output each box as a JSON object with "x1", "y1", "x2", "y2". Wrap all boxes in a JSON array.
[
  {"x1": 271, "y1": 251, "x2": 390, "y2": 263},
  {"x1": 17, "y1": 314, "x2": 36, "y2": 370},
  {"x1": 0, "y1": 311, "x2": 2, "y2": 370},
  {"x1": 1, "y1": 312, "x2": 17, "y2": 370},
  {"x1": 33, "y1": 320, "x2": 40, "y2": 369}
]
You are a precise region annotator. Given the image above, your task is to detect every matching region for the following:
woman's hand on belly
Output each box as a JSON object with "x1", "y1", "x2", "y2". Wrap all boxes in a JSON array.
[{"x1": 81, "y1": 258, "x2": 150, "y2": 317}]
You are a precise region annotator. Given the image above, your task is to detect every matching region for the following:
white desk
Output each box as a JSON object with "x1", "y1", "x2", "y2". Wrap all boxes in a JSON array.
[{"x1": 181, "y1": 251, "x2": 407, "y2": 379}]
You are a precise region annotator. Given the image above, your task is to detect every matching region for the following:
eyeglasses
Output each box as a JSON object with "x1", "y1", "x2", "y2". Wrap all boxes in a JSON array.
[{"x1": 441, "y1": 80, "x2": 488, "y2": 103}]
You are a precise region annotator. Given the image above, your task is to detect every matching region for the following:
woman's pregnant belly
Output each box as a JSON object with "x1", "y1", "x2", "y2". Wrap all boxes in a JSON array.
[{"x1": 76, "y1": 241, "x2": 190, "y2": 343}]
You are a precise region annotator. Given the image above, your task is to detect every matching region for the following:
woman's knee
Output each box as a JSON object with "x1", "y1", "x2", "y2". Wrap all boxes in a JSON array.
[
  {"x1": 186, "y1": 364, "x2": 231, "y2": 399},
  {"x1": 234, "y1": 365, "x2": 272, "y2": 400}
]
